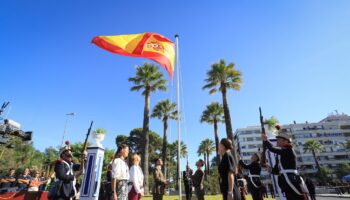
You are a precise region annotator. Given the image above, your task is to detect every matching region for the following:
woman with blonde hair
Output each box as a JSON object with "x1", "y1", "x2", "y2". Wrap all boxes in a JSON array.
[{"x1": 128, "y1": 154, "x2": 144, "y2": 200}]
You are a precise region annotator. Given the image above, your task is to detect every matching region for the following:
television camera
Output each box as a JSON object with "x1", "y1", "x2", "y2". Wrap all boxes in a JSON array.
[{"x1": 0, "y1": 119, "x2": 32, "y2": 148}]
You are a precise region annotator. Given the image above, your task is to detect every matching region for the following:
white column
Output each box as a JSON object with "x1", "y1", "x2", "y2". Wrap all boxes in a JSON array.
[{"x1": 80, "y1": 146, "x2": 105, "y2": 200}]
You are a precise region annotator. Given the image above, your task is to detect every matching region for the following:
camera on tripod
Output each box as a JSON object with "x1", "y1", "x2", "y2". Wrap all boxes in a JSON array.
[{"x1": 0, "y1": 119, "x2": 33, "y2": 148}]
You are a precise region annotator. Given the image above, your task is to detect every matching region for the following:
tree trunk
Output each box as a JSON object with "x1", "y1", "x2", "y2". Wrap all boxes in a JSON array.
[
  {"x1": 142, "y1": 88, "x2": 150, "y2": 195},
  {"x1": 162, "y1": 117, "x2": 168, "y2": 179},
  {"x1": 313, "y1": 150, "x2": 321, "y2": 173},
  {"x1": 221, "y1": 85, "x2": 237, "y2": 165},
  {"x1": 206, "y1": 151, "x2": 210, "y2": 175},
  {"x1": 214, "y1": 119, "x2": 220, "y2": 166},
  {"x1": 204, "y1": 153, "x2": 208, "y2": 181}
]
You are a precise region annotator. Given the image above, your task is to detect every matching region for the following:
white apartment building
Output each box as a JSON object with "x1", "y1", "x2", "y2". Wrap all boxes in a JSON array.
[
  {"x1": 234, "y1": 113, "x2": 350, "y2": 179},
  {"x1": 234, "y1": 125, "x2": 270, "y2": 179},
  {"x1": 282, "y1": 113, "x2": 350, "y2": 178}
]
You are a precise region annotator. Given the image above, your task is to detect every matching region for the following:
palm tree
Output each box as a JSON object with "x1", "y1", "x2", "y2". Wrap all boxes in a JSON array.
[
  {"x1": 151, "y1": 99, "x2": 178, "y2": 177},
  {"x1": 303, "y1": 140, "x2": 323, "y2": 173},
  {"x1": 171, "y1": 140, "x2": 187, "y2": 189},
  {"x1": 200, "y1": 102, "x2": 224, "y2": 166},
  {"x1": 203, "y1": 59, "x2": 242, "y2": 163},
  {"x1": 129, "y1": 62, "x2": 167, "y2": 194},
  {"x1": 198, "y1": 139, "x2": 215, "y2": 176}
]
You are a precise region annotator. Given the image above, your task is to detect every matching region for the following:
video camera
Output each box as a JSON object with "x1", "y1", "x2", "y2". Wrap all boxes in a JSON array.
[{"x1": 0, "y1": 119, "x2": 32, "y2": 148}]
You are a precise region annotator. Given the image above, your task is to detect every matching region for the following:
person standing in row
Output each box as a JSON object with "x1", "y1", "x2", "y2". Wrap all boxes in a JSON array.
[
  {"x1": 17, "y1": 168, "x2": 31, "y2": 191},
  {"x1": 152, "y1": 158, "x2": 168, "y2": 200},
  {"x1": 238, "y1": 153, "x2": 262, "y2": 200},
  {"x1": 28, "y1": 172, "x2": 42, "y2": 191},
  {"x1": 191, "y1": 159, "x2": 205, "y2": 200},
  {"x1": 0, "y1": 168, "x2": 17, "y2": 188},
  {"x1": 111, "y1": 144, "x2": 130, "y2": 200},
  {"x1": 128, "y1": 154, "x2": 144, "y2": 200},
  {"x1": 218, "y1": 138, "x2": 241, "y2": 200},
  {"x1": 305, "y1": 178, "x2": 316, "y2": 200},
  {"x1": 262, "y1": 125, "x2": 305, "y2": 200},
  {"x1": 183, "y1": 165, "x2": 193, "y2": 200}
]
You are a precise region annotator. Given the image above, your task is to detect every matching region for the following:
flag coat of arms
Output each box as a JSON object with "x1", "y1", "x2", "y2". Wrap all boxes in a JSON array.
[{"x1": 92, "y1": 32, "x2": 175, "y2": 78}]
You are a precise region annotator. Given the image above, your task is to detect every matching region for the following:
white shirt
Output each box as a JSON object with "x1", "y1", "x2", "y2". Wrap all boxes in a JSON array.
[
  {"x1": 111, "y1": 158, "x2": 130, "y2": 180},
  {"x1": 129, "y1": 165, "x2": 144, "y2": 194}
]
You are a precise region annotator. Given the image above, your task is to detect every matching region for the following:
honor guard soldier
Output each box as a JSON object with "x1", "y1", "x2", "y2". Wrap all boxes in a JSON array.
[
  {"x1": 52, "y1": 141, "x2": 86, "y2": 200},
  {"x1": 152, "y1": 158, "x2": 168, "y2": 200},
  {"x1": 238, "y1": 153, "x2": 262, "y2": 200},
  {"x1": 262, "y1": 125, "x2": 306, "y2": 200}
]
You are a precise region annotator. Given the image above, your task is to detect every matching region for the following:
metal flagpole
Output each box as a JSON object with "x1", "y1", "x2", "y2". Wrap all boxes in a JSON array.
[{"x1": 175, "y1": 34, "x2": 182, "y2": 200}]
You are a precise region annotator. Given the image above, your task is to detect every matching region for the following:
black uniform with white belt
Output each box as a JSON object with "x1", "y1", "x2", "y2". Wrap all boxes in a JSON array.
[
  {"x1": 264, "y1": 140, "x2": 304, "y2": 200},
  {"x1": 239, "y1": 160, "x2": 262, "y2": 200}
]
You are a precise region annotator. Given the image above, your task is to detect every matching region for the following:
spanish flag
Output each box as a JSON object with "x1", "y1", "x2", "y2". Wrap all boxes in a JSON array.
[{"x1": 92, "y1": 32, "x2": 175, "y2": 78}]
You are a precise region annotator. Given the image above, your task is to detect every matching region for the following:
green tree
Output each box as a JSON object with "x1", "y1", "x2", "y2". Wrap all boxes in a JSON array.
[
  {"x1": 101, "y1": 148, "x2": 115, "y2": 179},
  {"x1": 129, "y1": 63, "x2": 167, "y2": 194},
  {"x1": 151, "y1": 99, "x2": 177, "y2": 177},
  {"x1": 169, "y1": 140, "x2": 187, "y2": 189},
  {"x1": 200, "y1": 102, "x2": 224, "y2": 166},
  {"x1": 303, "y1": 140, "x2": 323, "y2": 174},
  {"x1": 346, "y1": 140, "x2": 350, "y2": 151},
  {"x1": 316, "y1": 166, "x2": 332, "y2": 182},
  {"x1": 43, "y1": 146, "x2": 59, "y2": 176},
  {"x1": 198, "y1": 139, "x2": 215, "y2": 176},
  {"x1": 203, "y1": 59, "x2": 242, "y2": 163},
  {"x1": 335, "y1": 163, "x2": 350, "y2": 179},
  {"x1": 115, "y1": 135, "x2": 129, "y2": 148}
]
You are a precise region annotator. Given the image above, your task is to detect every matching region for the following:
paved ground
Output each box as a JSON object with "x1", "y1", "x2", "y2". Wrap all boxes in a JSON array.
[{"x1": 316, "y1": 195, "x2": 350, "y2": 200}]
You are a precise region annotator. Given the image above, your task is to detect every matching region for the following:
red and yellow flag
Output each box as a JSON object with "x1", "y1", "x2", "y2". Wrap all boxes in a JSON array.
[{"x1": 92, "y1": 32, "x2": 175, "y2": 78}]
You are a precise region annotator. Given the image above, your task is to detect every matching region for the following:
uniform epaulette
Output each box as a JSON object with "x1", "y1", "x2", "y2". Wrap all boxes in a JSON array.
[{"x1": 56, "y1": 160, "x2": 63, "y2": 164}]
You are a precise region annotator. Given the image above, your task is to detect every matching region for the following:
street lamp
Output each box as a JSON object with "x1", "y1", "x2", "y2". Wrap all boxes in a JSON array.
[{"x1": 60, "y1": 113, "x2": 76, "y2": 147}]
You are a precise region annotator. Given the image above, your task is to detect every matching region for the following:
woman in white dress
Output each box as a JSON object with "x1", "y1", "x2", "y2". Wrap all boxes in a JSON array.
[
  {"x1": 128, "y1": 154, "x2": 144, "y2": 200},
  {"x1": 111, "y1": 144, "x2": 130, "y2": 200}
]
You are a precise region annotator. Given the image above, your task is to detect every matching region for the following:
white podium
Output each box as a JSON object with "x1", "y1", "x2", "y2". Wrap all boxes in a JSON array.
[{"x1": 80, "y1": 146, "x2": 105, "y2": 200}]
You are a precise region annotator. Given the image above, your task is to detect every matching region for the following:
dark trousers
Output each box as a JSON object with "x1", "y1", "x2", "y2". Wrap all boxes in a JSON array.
[
  {"x1": 285, "y1": 192, "x2": 304, "y2": 200},
  {"x1": 195, "y1": 187, "x2": 204, "y2": 200},
  {"x1": 184, "y1": 184, "x2": 192, "y2": 200},
  {"x1": 250, "y1": 188, "x2": 262, "y2": 200},
  {"x1": 153, "y1": 193, "x2": 163, "y2": 200},
  {"x1": 309, "y1": 193, "x2": 316, "y2": 200},
  {"x1": 222, "y1": 191, "x2": 228, "y2": 200}
]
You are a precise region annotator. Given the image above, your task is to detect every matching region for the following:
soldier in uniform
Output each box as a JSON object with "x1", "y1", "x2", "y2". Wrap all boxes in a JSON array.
[
  {"x1": 262, "y1": 125, "x2": 306, "y2": 200},
  {"x1": 183, "y1": 165, "x2": 193, "y2": 200},
  {"x1": 152, "y1": 158, "x2": 168, "y2": 200},
  {"x1": 53, "y1": 141, "x2": 86, "y2": 200},
  {"x1": 238, "y1": 153, "x2": 262, "y2": 200}
]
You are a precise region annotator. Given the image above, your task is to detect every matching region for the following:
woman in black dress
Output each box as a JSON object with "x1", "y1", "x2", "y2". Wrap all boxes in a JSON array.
[
  {"x1": 218, "y1": 138, "x2": 241, "y2": 200},
  {"x1": 238, "y1": 153, "x2": 262, "y2": 200}
]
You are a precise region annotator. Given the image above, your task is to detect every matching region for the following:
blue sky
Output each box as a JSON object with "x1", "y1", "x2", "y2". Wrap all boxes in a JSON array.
[{"x1": 1, "y1": 0, "x2": 350, "y2": 168}]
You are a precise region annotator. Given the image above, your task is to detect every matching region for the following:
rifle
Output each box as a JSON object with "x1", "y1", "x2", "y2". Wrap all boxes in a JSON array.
[
  {"x1": 80, "y1": 121, "x2": 93, "y2": 174},
  {"x1": 259, "y1": 107, "x2": 267, "y2": 167}
]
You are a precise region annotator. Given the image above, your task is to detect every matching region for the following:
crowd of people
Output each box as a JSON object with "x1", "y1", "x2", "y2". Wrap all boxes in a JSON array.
[
  {"x1": 0, "y1": 168, "x2": 49, "y2": 192},
  {"x1": 1, "y1": 127, "x2": 350, "y2": 200}
]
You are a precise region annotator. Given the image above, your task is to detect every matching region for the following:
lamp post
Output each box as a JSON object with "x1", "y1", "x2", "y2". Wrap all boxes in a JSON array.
[{"x1": 60, "y1": 113, "x2": 75, "y2": 147}]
